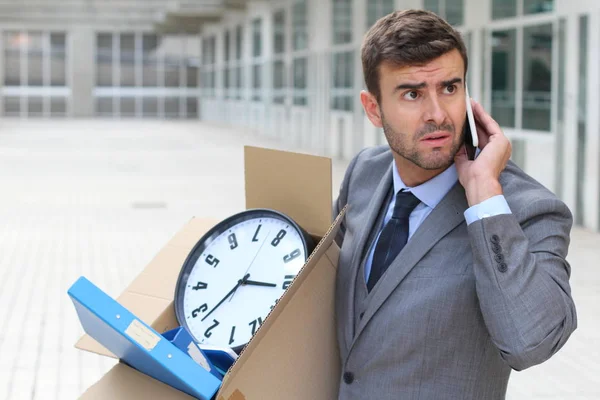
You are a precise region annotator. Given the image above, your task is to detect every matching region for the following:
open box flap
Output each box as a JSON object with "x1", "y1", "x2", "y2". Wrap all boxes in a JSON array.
[{"x1": 244, "y1": 146, "x2": 332, "y2": 238}]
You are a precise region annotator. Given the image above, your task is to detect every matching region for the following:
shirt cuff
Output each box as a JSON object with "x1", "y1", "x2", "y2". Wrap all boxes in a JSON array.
[{"x1": 464, "y1": 195, "x2": 512, "y2": 225}]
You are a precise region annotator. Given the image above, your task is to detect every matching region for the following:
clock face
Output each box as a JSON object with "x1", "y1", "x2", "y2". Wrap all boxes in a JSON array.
[{"x1": 175, "y1": 209, "x2": 313, "y2": 350}]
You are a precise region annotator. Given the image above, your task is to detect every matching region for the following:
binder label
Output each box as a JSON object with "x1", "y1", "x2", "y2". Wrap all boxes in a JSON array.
[{"x1": 125, "y1": 319, "x2": 161, "y2": 351}]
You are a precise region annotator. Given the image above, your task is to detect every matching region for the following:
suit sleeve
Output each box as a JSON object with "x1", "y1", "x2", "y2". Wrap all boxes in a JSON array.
[
  {"x1": 333, "y1": 149, "x2": 364, "y2": 247},
  {"x1": 468, "y1": 197, "x2": 577, "y2": 371}
]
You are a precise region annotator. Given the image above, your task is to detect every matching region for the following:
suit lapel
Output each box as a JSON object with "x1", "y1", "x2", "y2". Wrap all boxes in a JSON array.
[
  {"x1": 350, "y1": 182, "x2": 470, "y2": 348},
  {"x1": 342, "y1": 163, "x2": 393, "y2": 345}
]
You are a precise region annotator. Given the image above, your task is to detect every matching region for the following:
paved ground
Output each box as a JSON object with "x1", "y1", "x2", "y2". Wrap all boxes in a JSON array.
[{"x1": 0, "y1": 119, "x2": 597, "y2": 399}]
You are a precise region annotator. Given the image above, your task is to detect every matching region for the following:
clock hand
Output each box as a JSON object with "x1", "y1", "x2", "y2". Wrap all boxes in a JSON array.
[
  {"x1": 241, "y1": 279, "x2": 277, "y2": 287},
  {"x1": 229, "y1": 229, "x2": 272, "y2": 302},
  {"x1": 201, "y1": 273, "x2": 250, "y2": 322}
]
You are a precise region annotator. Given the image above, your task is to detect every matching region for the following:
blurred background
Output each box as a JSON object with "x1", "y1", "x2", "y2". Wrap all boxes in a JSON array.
[{"x1": 0, "y1": 0, "x2": 598, "y2": 399}]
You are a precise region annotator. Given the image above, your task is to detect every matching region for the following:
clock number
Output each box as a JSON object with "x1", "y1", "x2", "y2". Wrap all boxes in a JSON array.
[
  {"x1": 249, "y1": 317, "x2": 263, "y2": 335},
  {"x1": 229, "y1": 326, "x2": 236, "y2": 345},
  {"x1": 283, "y1": 248, "x2": 301, "y2": 263},
  {"x1": 204, "y1": 319, "x2": 220, "y2": 338},
  {"x1": 205, "y1": 254, "x2": 220, "y2": 268},
  {"x1": 271, "y1": 229, "x2": 287, "y2": 247},
  {"x1": 228, "y1": 233, "x2": 238, "y2": 250},
  {"x1": 252, "y1": 224, "x2": 262, "y2": 242},
  {"x1": 282, "y1": 275, "x2": 295, "y2": 290},
  {"x1": 191, "y1": 303, "x2": 208, "y2": 318},
  {"x1": 192, "y1": 281, "x2": 208, "y2": 290},
  {"x1": 270, "y1": 299, "x2": 279, "y2": 311}
]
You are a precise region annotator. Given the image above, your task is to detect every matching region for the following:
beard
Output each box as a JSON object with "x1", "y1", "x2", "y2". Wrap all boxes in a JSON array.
[{"x1": 381, "y1": 112, "x2": 464, "y2": 170}]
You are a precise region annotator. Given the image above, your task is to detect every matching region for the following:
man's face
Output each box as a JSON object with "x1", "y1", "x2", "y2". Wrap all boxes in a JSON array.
[{"x1": 367, "y1": 49, "x2": 467, "y2": 172}]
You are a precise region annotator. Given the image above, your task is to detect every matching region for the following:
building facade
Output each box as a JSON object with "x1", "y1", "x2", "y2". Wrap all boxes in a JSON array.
[{"x1": 0, "y1": 0, "x2": 599, "y2": 233}]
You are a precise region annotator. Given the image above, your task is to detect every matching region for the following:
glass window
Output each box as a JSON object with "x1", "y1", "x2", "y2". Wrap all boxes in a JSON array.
[
  {"x1": 4, "y1": 32, "x2": 21, "y2": 86},
  {"x1": 27, "y1": 32, "x2": 44, "y2": 86},
  {"x1": 273, "y1": 60, "x2": 285, "y2": 104},
  {"x1": 142, "y1": 97, "x2": 158, "y2": 117},
  {"x1": 164, "y1": 97, "x2": 179, "y2": 118},
  {"x1": 446, "y1": 0, "x2": 464, "y2": 26},
  {"x1": 332, "y1": 51, "x2": 353, "y2": 89},
  {"x1": 331, "y1": 51, "x2": 354, "y2": 111},
  {"x1": 224, "y1": 67, "x2": 230, "y2": 97},
  {"x1": 491, "y1": 29, "x2": 516, "y2": 128},
  {"x1": 522, "y1": 24, "x2": 552, "y2": 131},
  {"x1": 273, "y1": 10, "x2": 285, "y2": 54},
  {"x1": 28, "y1": 96, "x2": 43, "y2": 116},
  {"x1": 50, "y1": 33, "x2": 66, "y2": 87},
  {"x1": 234, "y1": 66, "x2": 242, "y2": 89},
  {"x1": 50, "y1": 97, "x2": 67, "y2": 116},
  {"x1": 293, "y1": 57, "x2": 308, "y2": 106},
  {"x1": 333, "y1": 0, "x2": 352, "y2": 45},
  {"x1": 367, "y1": 0, "x2": 394, "y2": 28},
  {"x1": 423, "y1": 0, "x2": 463, "y2": 26},
  {"x1": 186, "y1": 97, "x2": 198, "y2": 119},
  {"x1": 96, "y1": 33, "x2": 113, "y2": 87},
  {"x1": 142, "y1": 34, "x2": 159, "y2": 87},
  {"x1": 423, "y1": 0, "x2": 439, "y2": 15},
  {"x1": 186, "y1": 37, "x2": 200, "y2": 88},
  {"x1": 252, "y1": 64, "x2": 262, "y2": 101},
  {"x1": 120, "y1": 97, "x2": 135, "y2": 117},
  {"x1": 235, "y1": 26, "x2": 243, "y2": 60},
  {"x1": 4, "y1": 97, "x2": 20, "y2": 115},
  {"x1": 163, "y1": 36, "x2": 183, "y2": 88},
  {"x1": 492, "y1": 0, "x2": 517, "y2": 20},
  {"x1": 224, "y1": 31, "x2": 231, "y2": 62},
  {"x1": 524, "y1": 0, "x2": 553, "y2": 15},
  {"x1": 292, "y1": 0, "x2": 308, "y2": 51},
  {"x1": 252, "y1": 19, "x2": 262, "y2": 58},
  {"x1": 120, "y1": 33, "x2": 135, "y2": 87},
  {"x1": 96, "y1": 97, "x2": 113, "y2": 115}
]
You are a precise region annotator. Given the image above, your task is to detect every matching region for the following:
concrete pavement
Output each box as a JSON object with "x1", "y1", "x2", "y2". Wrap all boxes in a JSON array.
[{"x1": 0, "y1": 119, "x2": 597, "y2": 399}]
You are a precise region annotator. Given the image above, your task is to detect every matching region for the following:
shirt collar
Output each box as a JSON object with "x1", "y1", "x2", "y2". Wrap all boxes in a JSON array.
[{"x1": 392, "y1": 162, "x2": 458, "y2": 209}]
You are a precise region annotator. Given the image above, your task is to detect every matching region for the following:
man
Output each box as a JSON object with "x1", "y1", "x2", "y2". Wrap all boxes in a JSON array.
[{"x1": 333, "y1": 10, "x2": 576, "y2": 400}]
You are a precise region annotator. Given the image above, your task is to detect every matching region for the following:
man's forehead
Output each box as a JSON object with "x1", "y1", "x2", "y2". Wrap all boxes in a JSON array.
[{"x1": 379, "y1": 51, "x2": 465, "y2": 82}]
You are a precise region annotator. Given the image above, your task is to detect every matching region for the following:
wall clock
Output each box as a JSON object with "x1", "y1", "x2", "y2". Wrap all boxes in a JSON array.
[{"x1": 174, "y1": 209, "x2": 315, "y2": 353}]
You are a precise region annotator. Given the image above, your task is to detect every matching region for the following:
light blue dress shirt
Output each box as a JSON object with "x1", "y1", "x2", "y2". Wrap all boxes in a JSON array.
[{"x1": 364, "y1": 162, "x2": 512, "y2": 281}]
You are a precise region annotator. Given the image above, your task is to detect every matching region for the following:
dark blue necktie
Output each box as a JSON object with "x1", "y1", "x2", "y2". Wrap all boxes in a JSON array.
[{"x1": 367, "y1": 190, "x2": 421, "y2": 292}]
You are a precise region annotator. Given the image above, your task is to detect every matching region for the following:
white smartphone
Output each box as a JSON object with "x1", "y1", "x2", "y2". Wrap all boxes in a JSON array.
[{"x1": 464, "y1": 85, "x2": 478, "y2": 160}]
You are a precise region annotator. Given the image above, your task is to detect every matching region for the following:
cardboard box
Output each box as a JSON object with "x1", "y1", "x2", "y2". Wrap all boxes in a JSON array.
[{"x1": 75, "y1": 146, "x2": 345, "y2": 400}]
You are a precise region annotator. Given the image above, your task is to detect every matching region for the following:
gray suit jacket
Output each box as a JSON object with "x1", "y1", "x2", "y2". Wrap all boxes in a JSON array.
[{"x1": 333, "y1": 146, "x2": 577, "y2": 400}]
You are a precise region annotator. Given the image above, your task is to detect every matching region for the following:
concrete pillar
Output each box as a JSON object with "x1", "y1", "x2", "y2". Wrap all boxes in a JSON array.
[
  {"x1": 560, "y1": 14, "x2": 579, "y2": 217},
  {"x1": 583, "y1": 11, "x2": 600, "y2": 231},
  {"x1": 352, "y1": 0, "x2": 367, "y2": 155},
  {"x1": 70, "y1": 26, "x2": 95, "y2": 117},
  {"x1": 308, "y1": 0, "x2": 332, "y2": 156}
]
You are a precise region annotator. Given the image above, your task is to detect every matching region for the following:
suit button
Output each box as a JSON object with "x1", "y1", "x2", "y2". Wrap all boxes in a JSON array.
[
  {"x1": 492, "y1": 243, "x2": 502, "y2": 254},
  {"x1": 490, "y1": 234, "x2": 500, "y2": 244},
  {"x1": 498, "y1": 263, "x2": 508, "y2": 273},
  {"x1": 359, "y1": 312, "x2": 364, "y2": 319},
  {"x1": 494, "y1": 253, "x2": 504, "y2": 263},
  {"x1": 343, "y1": 372, "x2": 354, "y2": 384}
]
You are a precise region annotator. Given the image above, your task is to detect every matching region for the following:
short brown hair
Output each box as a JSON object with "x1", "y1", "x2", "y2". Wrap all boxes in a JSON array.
[{"x1": 361, "y1": 9, "x2": 468, "y2": 102}]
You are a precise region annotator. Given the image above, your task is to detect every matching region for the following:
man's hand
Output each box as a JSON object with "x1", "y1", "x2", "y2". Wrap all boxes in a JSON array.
[{"x1": 454, "y1": 99, "x2": 512, "y2": 207}]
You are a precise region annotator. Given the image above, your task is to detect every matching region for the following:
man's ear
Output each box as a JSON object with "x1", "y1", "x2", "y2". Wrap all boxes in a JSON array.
[{"x1": 360, "y1": 90, "x2": 383, "y2": 128}]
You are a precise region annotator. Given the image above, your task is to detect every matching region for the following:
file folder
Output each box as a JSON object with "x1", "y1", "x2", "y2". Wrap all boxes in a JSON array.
[{"x1": 68, "y1": 276, "x2": 222, "y2": 400}]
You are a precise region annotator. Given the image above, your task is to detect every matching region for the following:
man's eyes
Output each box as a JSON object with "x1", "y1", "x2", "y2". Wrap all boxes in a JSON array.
[
  {"x1": 444, "y1": 84, "x2": 457, "y2": 94},
  {"x1": 402, "y1": 85, "x2": 458, "y2": 100},
  {"x1": 402, "y1": 91, "x2": 419, "y2": 100}
]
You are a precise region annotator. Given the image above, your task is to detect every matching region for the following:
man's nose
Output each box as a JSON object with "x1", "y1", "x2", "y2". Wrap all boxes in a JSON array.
[{"x1": 422, "y1": 95, "x2": 448, "y2": 126}]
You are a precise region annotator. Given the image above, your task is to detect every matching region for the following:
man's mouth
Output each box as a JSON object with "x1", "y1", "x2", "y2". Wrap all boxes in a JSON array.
[{"x1": 420, "y1": 132, "x2": 452, "y2": 147}]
